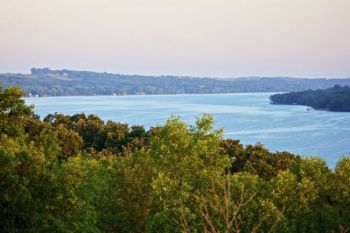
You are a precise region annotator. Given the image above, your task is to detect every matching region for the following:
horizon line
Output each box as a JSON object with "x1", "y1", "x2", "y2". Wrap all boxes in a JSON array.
[{"x1": 1, "y1": 67, "x2": 350, "y2": 80}]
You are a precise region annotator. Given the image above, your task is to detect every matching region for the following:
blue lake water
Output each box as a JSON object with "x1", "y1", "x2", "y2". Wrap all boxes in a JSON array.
[{"x1": 25, "y1": 93, "x2": 350, "y2": 168}]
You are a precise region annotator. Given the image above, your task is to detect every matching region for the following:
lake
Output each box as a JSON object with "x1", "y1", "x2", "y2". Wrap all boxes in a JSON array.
[{"x1": 25, "y1": 93, "x2": 350, "y2": 168}]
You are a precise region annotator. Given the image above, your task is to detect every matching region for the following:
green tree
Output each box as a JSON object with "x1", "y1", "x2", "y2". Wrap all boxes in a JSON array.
[
  {"x1": 0, "y1": 85, "x2": 33, "y2": 136},
  {"x1": 145, "y1": 115, "x2": 231, "y2": 232}
]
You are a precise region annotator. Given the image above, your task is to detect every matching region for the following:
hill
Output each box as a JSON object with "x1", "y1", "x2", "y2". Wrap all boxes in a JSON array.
[{"x1": 1, "y1": 68, "x2": 350, "y2": 96}]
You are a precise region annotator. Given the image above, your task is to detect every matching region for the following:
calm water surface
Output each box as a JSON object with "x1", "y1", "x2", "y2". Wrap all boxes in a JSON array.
[{"x1": 25, "y1": 93, "x2": 350, "y2": 167}]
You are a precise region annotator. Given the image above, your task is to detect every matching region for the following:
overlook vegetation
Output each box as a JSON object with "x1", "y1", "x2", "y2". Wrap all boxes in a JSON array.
[
  {"x1": 270, "y1": 85, "x2": 350, "y2": 112},
  {"x1": 1, "y1": 68, "x2": 350, "y2": 96},
  {"x1": 0, "y1": 85, "x2": 350, "y2": 233}
]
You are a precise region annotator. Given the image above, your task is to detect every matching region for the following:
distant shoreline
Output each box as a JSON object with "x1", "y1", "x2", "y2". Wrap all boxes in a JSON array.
[
  {"x1": 2, "y1": 68, "x2": 350, "y2": 97},
  {"x1": 23, "y1": 91, "x2": 281, "y2": 99}
]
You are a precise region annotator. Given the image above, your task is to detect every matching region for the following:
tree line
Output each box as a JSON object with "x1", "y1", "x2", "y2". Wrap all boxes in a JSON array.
[
  {"x1": 2, "y1": 68, "x2": 350, "y2": 96},
  {"x1": 1, "y1": 85, "x2": 350, "y2": 232},
  {"x1": 270, "y1": 85, "x2": 350, "y2": 112}
]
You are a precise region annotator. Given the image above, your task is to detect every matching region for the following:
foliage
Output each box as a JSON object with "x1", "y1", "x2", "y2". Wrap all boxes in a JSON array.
[
  {"x1": 0, "y1": 85, "x2": 349, "y2": 233},
  {"x1": 0, "y1": 85, "x2": 34, "y2": 136},
  {"x1": 270, "y1": 85, "x2": 350, "y2": 112}
]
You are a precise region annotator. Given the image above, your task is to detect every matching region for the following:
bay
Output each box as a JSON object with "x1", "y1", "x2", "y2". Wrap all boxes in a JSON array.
[{"x1": 25, "y1": 93, "x2": 350, "y2": 168}]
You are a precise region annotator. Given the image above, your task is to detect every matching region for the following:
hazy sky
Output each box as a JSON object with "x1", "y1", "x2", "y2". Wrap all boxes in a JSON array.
[{"x1": 1, "y1": 0, "x2": 349, "y2": 78}]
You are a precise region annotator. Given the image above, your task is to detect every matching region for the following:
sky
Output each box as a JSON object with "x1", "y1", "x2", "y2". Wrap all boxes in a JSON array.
[{"x1": 0, "y1": 0, "x2": 349, "y2": 78}]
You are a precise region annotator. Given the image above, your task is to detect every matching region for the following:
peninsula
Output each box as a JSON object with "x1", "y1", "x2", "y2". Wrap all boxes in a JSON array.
[{"x1": 270, "y1": 85, "x2": 350, "y2": 112}]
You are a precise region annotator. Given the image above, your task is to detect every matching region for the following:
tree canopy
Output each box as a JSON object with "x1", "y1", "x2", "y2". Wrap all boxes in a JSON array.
[
  {"x1": 0, "y1": 85, "x2": 349, "y2": 232},
  {"x1": 270, "y1": 85, "x2": 350, "y2": 112}
]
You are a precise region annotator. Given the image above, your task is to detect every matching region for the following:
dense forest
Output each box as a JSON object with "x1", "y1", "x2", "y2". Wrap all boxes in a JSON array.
[
  {"x1": 270, "y1": 85, "x2": 350, "y2": 112},
  {"x1": 1, "y1": 68, "x2": 350, "y2": 96},
  {"x1": 1, "y1": 85, "x2": 350, "y2": 233}
]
